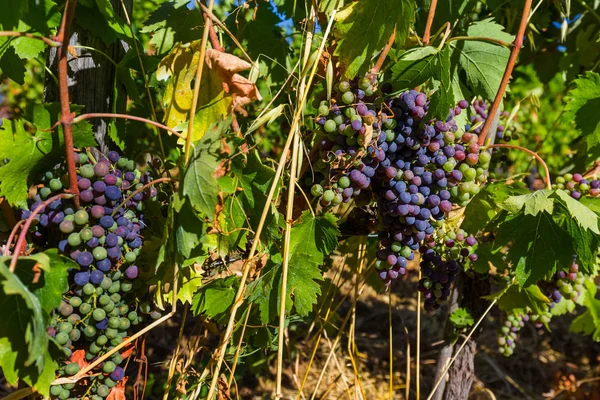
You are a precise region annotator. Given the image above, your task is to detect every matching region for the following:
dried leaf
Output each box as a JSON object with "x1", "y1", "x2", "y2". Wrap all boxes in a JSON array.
[
  {"x1": 107, "y1": 377, "x2": 128, "y2": 400},
  {"x1": 69, "y1": 350, "x2": 89, "y2": 370}
]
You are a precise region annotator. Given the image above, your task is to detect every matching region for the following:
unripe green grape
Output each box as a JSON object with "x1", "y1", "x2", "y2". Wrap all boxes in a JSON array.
[
  {"x1": 333, "y1": 114, "x2": 344, "y2": 125},
  {"x1": 79, "y1": 302, "x2": 92, "y2": 314},
  {"x1": 110, "y1": 336, "x2": 123, "y2": 345},
  {"x1": 105, "y1": 378, "x2": 116, "y2": 388},
  {"x1": 97, "y1": 385, "x2": 110, "y2": 397},
  {"x1": 109, "y1": 293, "x2": 120, "y2": 303},
  {"x1": 58, "y1": 322, "x2": 73, "y2": 334},
  {"x1": 80, "y1": 228, "x2": 93, "y2": 241},
  {"x1": 58, "y1": 389, "x2": 71, "y2": 400},
  {"x1": 84, "y1": 325, "x2": 97, "y2": 338},
  {"x1": 74, "y1": 210, "x2": 89, "y2": 225},
  {"x1": 50, "y1": 385, "x2": 63, "y2": 396},
  {"x1": 124, "y1": 252, "x2": 136, "y2": 263},
  {"x1": 338, "y1": 81, "x2": 350, "y2": 92},
  {"x1": 69, "y1": 329, "x2": 81, "y2": 341},
  {"x1": 98, "y1": 294, "x2": 111, "y2": 306},
  {"x1": 150, "y1": 310, "x2": 162, "y2": 320},
  {"x1": 342, "y1": 91, "x2": 354, "y2": 104},
  {"x1": 119, "y1": 304, "x2": 129, "y2": 315},
  {"x1": 311, "y1": 184, "x2": 323, "y2": 197},
  {"x1": 108, "y1": 317, "x2": 120, "y2": 329},
  {"x1": 49, "y1": 178, "x2": 63, "y2": 191},
  {"x1": 119, "y1": 318, "x2": 130, "y2": 330},
  {"x1": 322, "y1": 190, "x2": 335, "y2": 202},
  {"x1": 56, "y1": 332, "x2": 69, "y2": 345},
  {"x1": 108, "y1": 282, "x2": 121, "y2": 294},
  {"x1": 102, "y1": 361, "x2": 116, "y2": 373},
  {"x1": 128, "y1": 311, "x2": 138, "y2": 321},
  {"x1": 106, "y1": 328, "x2": 118, "y2": 339},
  {"x1": 65, "y1": 362, "x2": 80, "y2": 375},
  {"x1": 323, "y1": 120, "x2": 337, "y2": 133},
  {"x1": 69, "y1": 296, "x2": 82, "y2": 307},
  {"x1": 101, "y1": 278, "x2": 113, "y2": 290},
  {"x1": 40, "y1": 186, "x2": 52, "y2": 199},
  {"x1": 338, "y1": 176, "x2": 350, "y2": 188},
  {"x1": 103, "y1": 302, "x2": 115, "y2": 313},
  {"x1": 112, "y1": 353, "x2": 123, "y2": 364},
  {"x1": 317, "y1": 104, "x2": 329, "y2": 116},
  {"x1": 83, "y1": 283, "x2": 95, "y2": 296},
  {"x1": 93, "y1": 309, "x2": 106, "y2": 321},
  {"x1": 67, "y1": 233, "x2": 82, "y2": 247}
]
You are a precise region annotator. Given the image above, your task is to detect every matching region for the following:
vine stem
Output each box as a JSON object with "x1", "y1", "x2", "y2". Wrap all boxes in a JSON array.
[
  {"x1": 371, "y1": 26, "x2": 396, "y2": 74},
  {"x1": 56, "y1": 0, "x2": 80, "y2": 208},
  {"x1": 3, "y1": 220, "x2": 26, "y2": 257},
  {"x1": 446, "y1": 36, "x2": 512, "y2": 48},
  {"x1": 9, "y1": 194, "x2": 74, "y2": 273},
  {"x1": 422, "y1": 0, "x2": 439, "y2": 45},
  {"x1": 110, "y1": 177, "x2": 174, "y2": 217},
  {"x1": 477, "y1": 0, "x2": 533, "y2": 146},
  {"x1": 0, "y1": 31, "x2": 61, "y2": 47},
  {"x1": 486, "y1": 144, "x2": 551, "y2": 189},
  {"x1": 426, "y1": 299, "x2": 498, "y2": 400},
  {"x1": 73, "y1": 113, "x2": 185, "y2": 139},
  {"x1": 184, "y1": 0, "x2": 216, "y2": 164},
  {"x1": 203, "y1": 8, "x2": 340, "y2": 400}
]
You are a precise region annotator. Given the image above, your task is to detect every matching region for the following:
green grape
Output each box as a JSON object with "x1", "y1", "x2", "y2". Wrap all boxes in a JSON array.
[
  {"x1": 110, "y1": 336, "x2": 123, "y2": 345},
  {"x1": 80, "y1": 164, "x2": 95, "y2": 178},
  {"x1": 92, "y1": 309, "x2": 106, "y2": 321},
  {"x1": 323, "y1": 120, "x2": 337, "y2": 133},
  {"x1": 150, "y1": 310, "x2": 162, "y2": 320},
  {"x1": 103, "y1": 302, "x2": 115, "y2": 313},
  {"x1": 83, "y1": 283, "x2": 95, "y2": 296},
  {"x1": 97, "y1": 385, "x2": 110, "y2": 397},
  {"x1": 83, "y1": 325, "x2": 97, "y2": 338},
  {"x1": 108, "y1": 317, "x2": 120, "y2": 329},
  {"x1": 74, "y1": 210, "x2": 89, "y2": 225},
  {"x1": 105, "y1": 328, "x2": 118, "y2": 339},
  {"x1": 79, "y1": 302, "x2": 92, "y2": 314},
  {"x1": 127, "y1": 311, "x2": 138, "y2": 322},
  {"x1": 124, "y1": 252, "x2": 136, "y2": 263},
  {"x1": 49, "y1": 178, "x2": 63, "y2": 191},
  {"x1": 119, "y1": 318, "x2": 130, "y2": 330},
  {"x1": 50, "y1": 385, "x2": 62, "y2": 396},
  {"x1": 111, "y1": 353, "x2": 123, "y2": 364},
  {"x1": 342, "y1": 91, "x2": 354, "y2": 104},
  {"x1": 65, "y1": 362, "x2": 80, "y2": 375},
  {"x1": 105, "y1": 378, "x2": 116, "y2": 388},
  {"x1": 69, "y1": 296, "x2": 82, "y2": 307},
  {"x1": 120, "y1": 282, "x2": 133, "y2": 292},
  {"x1": 89, "y1": 342, "x2": 101, "y2": 354},
  {"x1": 338, "y1": 176, "x2": 350, "y2": 188},
  {"x1": 69, "y1": 329, "x2": 81, "y2": 341},
  {"x1": 67, "y1": 233, "x2": 82, "y2": 247},
  {"x1": 93, "y1": 247, "x2": 108, "y2": 260},
  {"x1": 40, "y1": 186, "x2": 52, "y2": 199},
  {"x1": 56, "y1": 332, "x2": 69, "y2": 345},
  {"x1": 80, "y1": 228, "x2": 93, "y2": 241},
  {"x1": 58, "y1": 389, "x2": 70, "y2": 400},
  {"x1": 111, "y1": 271, "x2": 122, "y2": 280},
  {"x1": 95, "y1": 287, "x2": 104, "y2": 296},
  {"x1": 108, "y1": 282, "x2": 121, "y2": 294},
  {"x1": 118, "y1": 304, "x2": 129, "y2": 315},
  {"x1": 139, "y1": 302, "x2": 151, "y2": 314},
  {"x1": 98, "y1": 295, "x2": 111, "y2": 306},
  {"x1": 322, "y1": 190, "x2": 335, "y2": 202},
  {"x1": 338, "y1": 81, "x2": 350, "y2": 92},
  {"x1": 101, "y1": 278, "x2": 113, "y2": 290},
  {"x1": 58, "y1": 322, "x2": 73, "y2": 334},
  {"x1": 102, "y1": 361, "x2": 116, "y2": 374}
]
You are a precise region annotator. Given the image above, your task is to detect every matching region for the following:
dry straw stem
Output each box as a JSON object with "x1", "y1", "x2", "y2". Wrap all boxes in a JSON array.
[
  {"x1": 118, "y1": 0, "x2": 166, "y2": 158},
  {"x1": 203, "y1": 7, "x2": 341, "y2": 400},
  {"x1": 477, "y1": 0, "x2": 533, "y2": 145},
  {"x1": 426, "y1": 299, "x2": 498, "y2": 400},
  {"x1": 162, "y1": 303, "x2": 189, "y2": 400},
  {"x1": 347, "y1": 237, "x2": 367, "y2": 399}
]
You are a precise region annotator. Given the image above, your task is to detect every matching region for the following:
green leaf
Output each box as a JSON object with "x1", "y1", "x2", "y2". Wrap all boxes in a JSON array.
[
  {"x1": 246, "y1": 212, "x2": 339, "y2": 323},
  {"x1": 428, "y1": 46, "x2": 454, "y2": 119},
  {"x1": 183, "y1": 118, "x2": 229, "y2": 221},
  {"x1": 334, "y1": 0, "x2": 415, "y2": 78},
  {"x1": 564, "y1": 72, "x2": 600, "y2": 152},
  {"x1": 551, "y1": 298, "x2": 576, "y2": 317},
  {"x1": 462, "y1": 181, "x2": 528, "y2": 233},
  {"x1": 390, "y1": 47, "x2": 438, "y2": 90},
  {"x1": 448, "y1": 19, "x2": 513, "y2": 100},
  {"x1": 570, "y1": 280, "x2": 600, "y2": 341},
  {"x1": 485, "y1": 282, "x2": 549, "y2": 315},
  {"x1": 0, "y1": 47, "x2": 26, "y2": 84},
  {"x1": 0, "y1": 260, "x2": 48, "y2": 373},
  {"x1": 95, "y1": 0, "x2": 130, "y2": 41},
  {"x1": 502, "y1": 189, "x2": 555, "y2": 216},
  {"x1": 191, "y1": 276, "x2": 239, "y2": 324},
  {"x1": 450, "y1": 307, "x2": 474, "y2": 328},
  {"x1": 554, "y1": 190, "x2": 600, "y2": 234},
  {"x1": 140, "y1": 0, "x2": 204, "y2": 54},
  {"x1": 496, "y1": 212, "x2": 572, "y2": 286},
  {"x1": 223, "y1": 149, "x2": 283, "y2": 249}
]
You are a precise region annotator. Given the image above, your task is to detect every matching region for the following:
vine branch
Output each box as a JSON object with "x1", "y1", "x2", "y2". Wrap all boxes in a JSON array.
[
  {"x1": 477, "y1": 0, "x2": 533, "y2": 146},
  {"x1": 56, "y1": 0, "x2": 80, "y2": 208},
  {"x1": 371, "y1": 26, "x2": 396, "y2": 74},
  {"x1": 0, "y1": 31, "x2": 61, "y2": 47},
  {"x1": 446, "y1": 36, "x2": 512, "y2": 48},
  {"x1": 486, "y1": 144, "x2": 551, "y2": 189},
  {"x1": 9, "y1": 194, "x2": 74, "y2": 273},
  {"x1": 422, "y1": 0, "x2": 439, "y2": 45},
  {"x1": 73, "y1": 113, "x2": 185, "y2": 139}
]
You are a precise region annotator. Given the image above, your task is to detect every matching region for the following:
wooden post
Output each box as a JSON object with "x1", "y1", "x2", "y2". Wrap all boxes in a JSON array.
[{"x1": 44, "y1": 0, "x2": 134, "y2": 152}]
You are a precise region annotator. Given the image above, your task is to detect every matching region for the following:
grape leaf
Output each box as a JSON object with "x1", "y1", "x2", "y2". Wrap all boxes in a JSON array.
[
  {"x1": 428, "y1": 46, "x2": 454, "y2": 119},
  {"x1": 246, "y1": 212, "x2": 339, "y2": 323},
  {"x1": 485, "y1": 281, "x2": 549, "y2": 315},
  {"x1": 0, "y1": 260, "x2": 50, "y2": 377},
  {"x1": 564, "y1": 72, "x2": 600, "y2": 153},
  {"x1": 191, "y1": 276, "x2": 239, "y2": 325},
  {"x1": 157, "y1": 41, "x2": 233, "y2": 144},
  {"x1": 183, "y1": 118, "x2": 229, "y2": 221},
  {"x1": 502, "y1": 189, "x2": 555, "y2": 215},
  {"x1": 462, "y1": 181, "x2": 528, "y2": 233},
  {"x1": 390, "y1": 47, "x2": 438, "y2": 90},
  {"x1": 551, "y1": 298, "x2": 576, "y2": 317},
  {"x1": 496, "y1": 212, "x2": 572, "y2": 286},
  {"x1": 0, "y1": 47, "x2": 27, "y2": 84},
  {"x1": 449, "y1": 307, "x2": 474, "y2": 328},
  {"x1": 448, "y1": 19, "x2": 513, "y2": 100},
  {"x1": 334, "y1": 0, "x2": 415, "y2": 79},
  {"x1": 223, "y1": 149, "x2": 283, "y2": 250},
  {"x1": 553, "y1": 190, "x2": 600, "y2": 234},
  {"x1": 553, "y1": 210, "x2": 599, "y2": 276},
  {"x1": 570, "y1": 280, "x2": 600, "y2": 341},
  {"x1": 140, "y1": 0, "x2": 204, "y2": 55}
]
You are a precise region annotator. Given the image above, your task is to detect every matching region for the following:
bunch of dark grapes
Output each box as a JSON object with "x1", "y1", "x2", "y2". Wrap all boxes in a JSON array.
[
  {"x1": 417, "y1": 230, "x2": 478, "y2": 311},
  {"x1": 309, "y1": 77, "x2": 488, "y2": 300},
  {"x1": 540, "y1": 260, "x2": 586, "y2": 306},
  {"x1": 554, "y1": 173, "x2": 600, "y2": 200},
  {"x1": 465, "y1": 99, "x2": 516, "y2": 142},
  {"x1": 497, "y1": 313, "x2": 527, "y2": 356},
  {"x1": 19, "y1": 151, "x2": 161, "y2": 400}
]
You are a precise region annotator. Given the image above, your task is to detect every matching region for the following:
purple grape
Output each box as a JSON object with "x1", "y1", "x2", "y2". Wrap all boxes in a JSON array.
[
  {"x1": 124, "y1": 172, "x2": 135, "y2": 182},
  {"x1": 95, "y1": 318, "x2": 109, "y2": 330},
  {"x1": 110, "y1": 367, "x2": 125, "y2": 381},
  {"x1": 105, "y1": 186, "x2": 122, "y2": 201},
  {"x1": 100, "y1": 216, "x2": 115, "y2": 229},
  {"x1": 104, "y1": 174, "x2": 118, "y2": 185},
  {"x1": 107, "y1": 151, "x2": 120, "y2": 163},
  {"x1": 74, "y1": 271, "x2": 91, "y2": 286},
  {"x1": 77, "y1": 252, "x2": 94, "y2": 268},
  {"x1": 106, "y1": 233, "x2": 119, "y2": 247},
  {"x1": 78, "y1": 178, "x2": 91, "y2": 190},
  {"x1": 93, "y1": 181, "x2": 106, "y2": 193},
  {"x1": 97, "y1": 258, "x2": 112, "y2": 272},
  {"x1": 125, "y1": 265, "x2": 138, "y2": 279},
  {"x1": 90, "y1": 270, "x2": 104, "y2": 285},
  {"x1": 107, "y1": 246, "x2": 122, "y2": 260},
  {"x1": 115, "y1": 226, "x2": 129, "y2": 238},
  {"x1": 80, "y1": 189, "x2": 94, "y2": 203},
  {"x1": 94, "y1": 163, "x2": 110, "y2": 177}
]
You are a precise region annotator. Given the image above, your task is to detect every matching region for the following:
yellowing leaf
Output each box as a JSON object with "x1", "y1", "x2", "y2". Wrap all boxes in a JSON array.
[{"x1": 157, "y1": 41, "x2": 232, "y2": 144}]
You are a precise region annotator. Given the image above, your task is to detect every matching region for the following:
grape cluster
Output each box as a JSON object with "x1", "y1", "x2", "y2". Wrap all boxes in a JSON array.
[
  {"x1": 541, "y1": 260, "x2": 586, "y2": 306},
  {"x1": 418, "y1": 230, "x2": 478, "y2": 311},
  {"x1": 554, "y1": 173, "x2": 600, "y2": 200},
  {"x1": 309, "y1": 77, "x2": 488, "y2": 294},
  {"x1": 19, "y1": 151, "x2": 160, "y2": 399},
  {"x1": 465, "y1": 99, "x2": 515, "y2": 141},
  {"x1": 497, "y1": 313, "x2": 526, "y2": 357}
]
